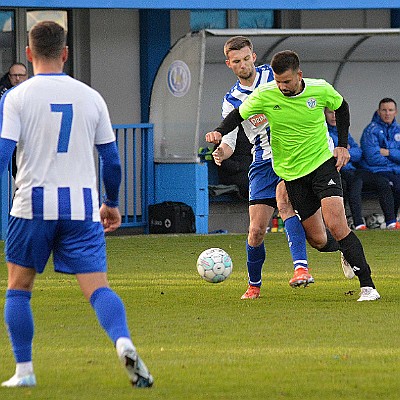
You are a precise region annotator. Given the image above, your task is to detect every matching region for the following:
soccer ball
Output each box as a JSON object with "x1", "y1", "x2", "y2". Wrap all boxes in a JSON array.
[
  {"x1": 196, "y1": 248, "x2": 233, "y2": 283},
  {"x1": 366, "y1": 213, "x2": 385, "y2": 229}
]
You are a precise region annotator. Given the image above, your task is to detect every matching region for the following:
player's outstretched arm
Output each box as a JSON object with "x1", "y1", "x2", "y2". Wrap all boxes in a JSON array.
[{"x1": 206, "y1": 108, "x2": 244, "y2": 142}]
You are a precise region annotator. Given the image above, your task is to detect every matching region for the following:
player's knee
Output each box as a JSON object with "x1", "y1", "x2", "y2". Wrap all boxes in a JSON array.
[
  {"x1": 323, "y1": 223, "x2": 350, "y2": 242},
  {"x1": 277, "y1": 202, "x2": 295, "y2": 221},
  {"x1": 276, "y1": 185, "x2": 295, "y2": 221},
  {"x1": 248, "y1": 224, "x2": 265, "y2": 246},
  {"x1": 306, "y1": 235, "x2": 326, "y2": 250}
]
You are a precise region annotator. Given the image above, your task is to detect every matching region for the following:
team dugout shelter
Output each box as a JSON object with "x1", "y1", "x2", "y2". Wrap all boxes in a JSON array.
[{"x1": 150, "y1": 28, "x2": 400, "y2": 232}]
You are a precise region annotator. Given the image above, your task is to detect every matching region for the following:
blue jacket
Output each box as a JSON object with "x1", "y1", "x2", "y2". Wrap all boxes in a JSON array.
[
  {"x1": 327, "y1": 124, "x2": 362, "y2": 171},
  {"x1": 360, "y1": 111, "x2": 400, "y2": 174}
]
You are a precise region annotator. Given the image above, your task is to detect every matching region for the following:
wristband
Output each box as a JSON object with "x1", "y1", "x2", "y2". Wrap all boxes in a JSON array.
[{"x1": 103, "y1": 195, "x2": 119, "y2": 208}]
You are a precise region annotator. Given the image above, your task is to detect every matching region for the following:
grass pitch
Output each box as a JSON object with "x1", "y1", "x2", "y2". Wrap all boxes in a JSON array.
[{"x1": 0, "y1": 230, "x2": 399, "y2": 399}]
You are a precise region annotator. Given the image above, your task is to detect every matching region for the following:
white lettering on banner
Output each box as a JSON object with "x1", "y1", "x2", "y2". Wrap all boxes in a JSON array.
[{"x1": 249, "y1": 114, "x2": 267, "y2": 127}]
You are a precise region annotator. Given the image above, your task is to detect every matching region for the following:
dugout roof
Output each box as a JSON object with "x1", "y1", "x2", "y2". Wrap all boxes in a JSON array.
[{"x1": 150, "y1": 28, "x2": 400, "y2": 163}]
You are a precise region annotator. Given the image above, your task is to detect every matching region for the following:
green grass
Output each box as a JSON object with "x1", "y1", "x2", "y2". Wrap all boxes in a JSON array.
[{"x1": 0, "y1": 230, "x2": 399, "y2": 399}]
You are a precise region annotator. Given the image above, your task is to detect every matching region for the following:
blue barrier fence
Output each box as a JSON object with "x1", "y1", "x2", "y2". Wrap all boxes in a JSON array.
[{"x1": 0, "y1": 123, "x2": 155, "y2": 240}]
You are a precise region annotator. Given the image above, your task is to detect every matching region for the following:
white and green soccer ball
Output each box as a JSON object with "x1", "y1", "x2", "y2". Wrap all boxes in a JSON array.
[{"x1": 196, "y1": 247, "x2": 233, "y2": 283}]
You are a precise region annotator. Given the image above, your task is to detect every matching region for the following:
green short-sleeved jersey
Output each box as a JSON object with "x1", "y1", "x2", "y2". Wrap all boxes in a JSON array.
[{"x1": 239, "y1": 78, "x2": 343, "y2": 181}]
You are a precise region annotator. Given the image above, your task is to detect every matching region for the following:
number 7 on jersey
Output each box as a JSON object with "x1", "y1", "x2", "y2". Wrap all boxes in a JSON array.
[{"x1": 51, "y1": 103, "x2": 73, "y2": 153}]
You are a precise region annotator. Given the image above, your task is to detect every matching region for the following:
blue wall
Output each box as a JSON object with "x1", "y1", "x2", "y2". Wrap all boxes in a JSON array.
[{"x1": 139, "y1": 10, "x2": 170, "y2": 122}]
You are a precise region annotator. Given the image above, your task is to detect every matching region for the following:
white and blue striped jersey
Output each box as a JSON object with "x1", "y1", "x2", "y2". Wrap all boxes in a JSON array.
[
  {"x1": 0, "y1": 73, "x2": 116, "y2": 221},
  {"x1": 221, "y1": 64, "x2": 274, "y2": 162}
]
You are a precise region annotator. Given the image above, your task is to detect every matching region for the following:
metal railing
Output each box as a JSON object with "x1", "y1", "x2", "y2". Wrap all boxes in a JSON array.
[{"x1": 0, "y1": 123, "x2": 154, "y2": 240}]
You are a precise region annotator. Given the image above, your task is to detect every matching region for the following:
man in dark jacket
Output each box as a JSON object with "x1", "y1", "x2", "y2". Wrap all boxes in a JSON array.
[
  {"x1": 0, "y1": 62, "x2": 28, "y2": 97},
  {"x1": 326, "y1": 108, "x2": 397, "y2": 230},
  {"x1": 0, "y1": 63, "x2": 28, "y2": 179},
  {"x1": 360, "y1": 98, "x2": 400, "y2": 229}
]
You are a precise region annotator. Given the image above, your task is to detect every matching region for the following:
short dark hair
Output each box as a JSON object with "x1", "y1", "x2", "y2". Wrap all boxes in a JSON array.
[
  {"x1": 270, "y1": 50, "x2": 300, "y2": 75},
  {"x1": 379, "y1": 97, "x2": 397, "y2": 109},
  {"x1": 224, "y1": 36, "x2": 253, "y2": 58},
  {"x1": 29, "y1": 21, "x2": 66, "y2": 59}
]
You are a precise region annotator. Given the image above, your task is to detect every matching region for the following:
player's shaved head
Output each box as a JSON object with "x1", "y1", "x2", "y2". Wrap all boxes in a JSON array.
[{"x1": 29, "y1": 21, "x2": 66, "y2": 60}]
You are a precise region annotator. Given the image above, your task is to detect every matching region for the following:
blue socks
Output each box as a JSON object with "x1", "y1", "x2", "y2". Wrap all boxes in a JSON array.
[
  {"x1": 246, "y1": 216, "x2": 308, "y2": 286},
  {"x1": 284, "y1": 215, "x2": 308, "y2": 270},
  {"x1": 246, "y1": 241, "x2": 265, "y2": 286},
  {"x1": 4, "y1": 290, "x2": 34, "y2": 363},
  {"x1": 90, "y1": 287, "x2": 131, "y2": 344},
  {"x1": 4, "y1": 287, "x2": 131, "y2": 365}
]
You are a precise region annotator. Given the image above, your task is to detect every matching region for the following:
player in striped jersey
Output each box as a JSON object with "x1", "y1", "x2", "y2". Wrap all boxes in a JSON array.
[
  {"x1": 0, "y1": 21, "x2": 153, "y2": 388},
  {"x1": 207, "y1": 36, "x2": 316, "y2": 299}
]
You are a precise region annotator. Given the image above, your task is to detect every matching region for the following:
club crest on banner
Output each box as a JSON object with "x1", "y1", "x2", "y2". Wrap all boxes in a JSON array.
[{"x1": 167, "y1": 60, "x2": 191, "y2": 98}]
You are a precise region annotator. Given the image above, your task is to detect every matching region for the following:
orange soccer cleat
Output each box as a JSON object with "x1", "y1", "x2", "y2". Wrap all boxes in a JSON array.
[
  {"x1": 355, "y1": 224, "x2": 367, "y2": 231},
  {"x1": 240, "y1": 285, "x2": 260, "y2": 299},
  {"x1": 289, "y1": 267, "x2": 315, "y2": 288}
]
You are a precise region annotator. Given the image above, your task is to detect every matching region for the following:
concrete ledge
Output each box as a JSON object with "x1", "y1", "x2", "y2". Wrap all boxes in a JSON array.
[
  {"x1": 208, "y1": 201, "x2": 249, "y2": 234},
  {"x1": 208, "y1": 197, "x2": 391, "y2": 235}
]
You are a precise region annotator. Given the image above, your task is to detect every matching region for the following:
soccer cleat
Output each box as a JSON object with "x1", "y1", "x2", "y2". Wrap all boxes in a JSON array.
[
  {"x1": 387, "y1": 221, "x2": 400, "y2": 230},
  {"x1": 119, "y1": 346, "x2": 154, "y2": 388},
  {"x1": 355, "y1": 224, "x2": 367, "y2": 231},
  {"x1": 340, "y1": 252, "x2": 355, "y2": 279},
  {"x1": 289, "y1": 267, "x2": 314, "y2": 288},
  {"x1": 1, "y1": 373, "x2": 36, "y2": 388},
  {"x1": 357, "y1": 287, "x2": 381, "y2": 302},
  {"x1": 240, "y1": 285, "x2": 260, "y2": 299}
]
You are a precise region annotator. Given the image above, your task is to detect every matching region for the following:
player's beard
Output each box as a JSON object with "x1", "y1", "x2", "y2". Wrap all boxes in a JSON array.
[
  {"x1": 237, "y1": 68, "x2": 254, "y2": 81},
  {"x1": 281, "y1": 80, "x2": 304, "y2": 96},
  {"x1": 281, "y1": 89, "x2": 296, "y2": 96}
]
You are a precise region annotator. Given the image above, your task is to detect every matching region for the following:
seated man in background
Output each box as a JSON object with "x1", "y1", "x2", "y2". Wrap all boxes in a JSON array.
[
  {"x1": 0, "y1": 62, "x2": 28, "y2": 97},
  {"x1": 359, "y1": 98, "x2": 400, "y2": 229},
  {"x1": 325, "y1": 108, "x2": 397, "y2": 230},
  {"x1": 0, "y1": 62, "x2": 29, "y2": 179}
]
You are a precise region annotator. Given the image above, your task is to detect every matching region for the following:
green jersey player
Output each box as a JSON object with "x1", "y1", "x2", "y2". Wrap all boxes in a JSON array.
[
  {"x1": 207, "y1": 50, "x2": 380, "y2": 302},
  {"x1": 240, "y1": 77, "x2": 342, "y2": 181}
]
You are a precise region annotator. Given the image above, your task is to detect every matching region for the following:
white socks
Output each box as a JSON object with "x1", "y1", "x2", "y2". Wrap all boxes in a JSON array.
[
  {"x1": 16, "y1": 361, "x2": 34, "y2": 377},
  {"x1": 116, "y1": 337, "x2": 135, "y2": 357}
]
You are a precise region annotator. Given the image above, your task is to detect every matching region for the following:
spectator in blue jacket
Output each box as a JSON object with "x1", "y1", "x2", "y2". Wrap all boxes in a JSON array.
[
  {"x1": 359, "y1": 98, "x2": 400, "y2": 229},
  {"x1": 325, "y1": 108, "x2": 396, "y2": 230}
]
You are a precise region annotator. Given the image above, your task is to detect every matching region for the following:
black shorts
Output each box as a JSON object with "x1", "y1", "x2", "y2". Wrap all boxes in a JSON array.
[
  {"x1": 284, "y1": 157, "x2": 343, "y2": 220},
  {"x1": 249, "y1": 197, "x2": 277, "y2": 208}
]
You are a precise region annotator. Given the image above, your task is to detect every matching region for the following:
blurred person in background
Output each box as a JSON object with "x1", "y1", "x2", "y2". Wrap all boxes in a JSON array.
[
  {"x1": 325, "y1": 108, "x2": 396, "y2": 230},
  {"x1": 359, "y1": 98, "x2": 400, "y2": 229}
]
